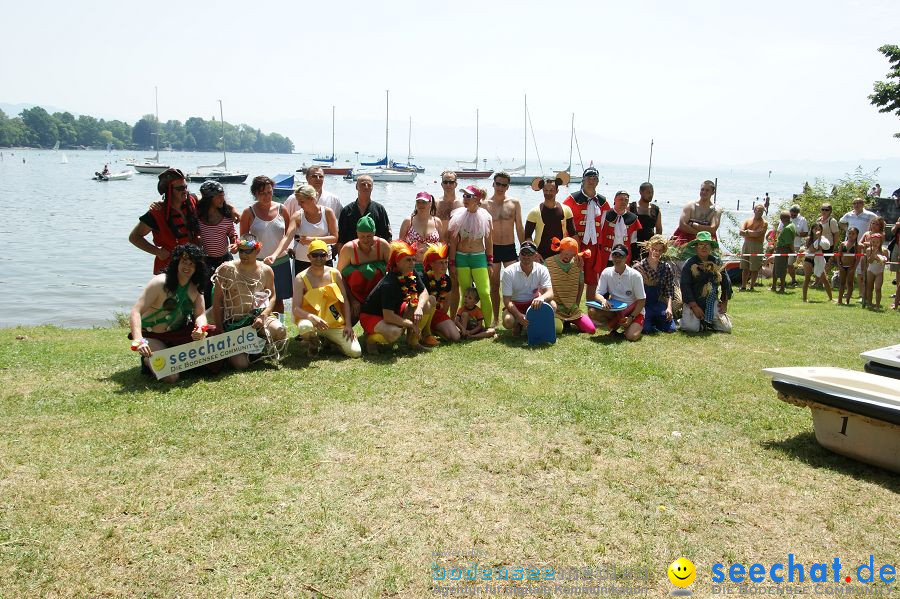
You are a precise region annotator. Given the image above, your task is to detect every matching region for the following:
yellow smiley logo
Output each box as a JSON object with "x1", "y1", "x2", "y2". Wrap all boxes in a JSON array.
[
  {"x1": 668, "y1": 557, "x2": 696, "y2": 587},
  {"x1": 151, "y1": 356, "x2": 166, "y2": 371}
]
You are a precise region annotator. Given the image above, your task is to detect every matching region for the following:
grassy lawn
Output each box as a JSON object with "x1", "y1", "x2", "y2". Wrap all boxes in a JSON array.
[{"x1": 1, "y1": 280, "x2": 898, "y2": 598}]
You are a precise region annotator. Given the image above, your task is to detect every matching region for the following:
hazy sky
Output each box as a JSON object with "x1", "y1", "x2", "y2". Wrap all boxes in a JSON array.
[{"x1": 3, "y1": 0, "x2": 899, "y2": 167}]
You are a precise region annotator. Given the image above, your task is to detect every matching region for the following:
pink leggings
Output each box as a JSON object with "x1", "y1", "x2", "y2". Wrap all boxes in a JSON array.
[{"x1": 557, "y1": 314, "x2": 596, "y2": 334}]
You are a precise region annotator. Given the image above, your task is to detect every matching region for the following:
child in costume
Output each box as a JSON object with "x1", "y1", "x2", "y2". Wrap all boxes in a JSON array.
[
  {"x1": 546, "y1": 237, "x2": 595, "y2": 334},
  {"x1": 422, "y1": 243, "x2": 460, "y2": 342},
  {"x1": 456, "y1": 287, "x2": 497, "y2": 339},
  {"x1": 801, "y1": 222, "x2": 833, "y2": 303}
]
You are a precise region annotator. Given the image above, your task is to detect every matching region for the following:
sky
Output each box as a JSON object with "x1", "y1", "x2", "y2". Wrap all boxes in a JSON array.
[{"x1": 2, "y1": 0, "x2": 900, "y2": 169}]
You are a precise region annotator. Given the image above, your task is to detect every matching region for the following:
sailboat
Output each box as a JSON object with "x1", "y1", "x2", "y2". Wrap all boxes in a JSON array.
[
  {"x1": 453, "y1": 108, "x2": 493, "y2": 179},
  {"x1": 309, "y1": 106, "x2": 352, "y2": 175},
  {"x1": 129, "y1": 87, "x2": 171, "y2": 175},
  {"x1": 564, "y1": 113, "x2": 584, "y2": 185},
  {"x1": 350, "y1": 90, "x2": 416, "y2": 182},
  {"x1": 507, "y1": 94, "x2": 543, "y2": 185},
  {"x1": 187, "y1": 100, "x2": 248, "y2": 184},
  {"x1": 391, "y1": 117, "x2": 425, "y2": 173}
]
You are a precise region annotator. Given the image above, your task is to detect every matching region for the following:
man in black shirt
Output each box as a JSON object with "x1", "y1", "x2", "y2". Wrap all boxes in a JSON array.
[
  {"x1": 359, "y1": 241, "x2": 434, "y2": 354},
  {"x1": 337, "y1": 175, "x2": 392, "y2": 250}
]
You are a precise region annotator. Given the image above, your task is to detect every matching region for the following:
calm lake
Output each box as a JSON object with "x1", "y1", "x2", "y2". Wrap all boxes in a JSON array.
[{"x1": 0, "y1": 149, "x2": 813, "y2": 327}]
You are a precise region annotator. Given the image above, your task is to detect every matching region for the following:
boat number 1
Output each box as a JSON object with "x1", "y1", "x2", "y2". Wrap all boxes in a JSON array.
[{"x1": 838, "y1": 416, "x2": 848, "y2": 436}]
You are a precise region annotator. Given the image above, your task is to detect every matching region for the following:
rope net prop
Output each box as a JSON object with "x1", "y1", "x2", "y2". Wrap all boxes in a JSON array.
[{"x1": 211, "y1": 265, "x2": 289, "y2": 364}]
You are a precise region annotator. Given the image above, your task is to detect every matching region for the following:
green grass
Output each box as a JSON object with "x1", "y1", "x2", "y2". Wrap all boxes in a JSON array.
[{"x1": 1, "y1": 280, "x2": 899, "y2": 598}]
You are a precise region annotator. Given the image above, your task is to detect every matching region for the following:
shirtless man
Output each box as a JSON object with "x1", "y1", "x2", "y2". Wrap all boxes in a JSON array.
[
  {"x1": 211, "y1": 234, "x2": 287, "y2": 370},
  {"x1": 484, "y1": 171, "x2": 525, "y2": 327},
  {"x1": 129, "y1": 244, "x2": 209, "y2": 383},
  {"x1": 336, "y1": 215, "x2": 393, "y2": 324},
  {"x1": 738, "y1": 204, "x2": 768, "y2": 291},
  {"x1": 671, "y1": 179, "x2": 722, "y2": 245},
  {"x1": 436, "y1": 170, "x2": 464, "y2": 315}
]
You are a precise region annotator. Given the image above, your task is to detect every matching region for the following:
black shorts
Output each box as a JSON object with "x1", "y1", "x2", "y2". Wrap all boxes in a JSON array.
[{"x1": 493, "y1": 243, "x2": 518, "y2": 264}]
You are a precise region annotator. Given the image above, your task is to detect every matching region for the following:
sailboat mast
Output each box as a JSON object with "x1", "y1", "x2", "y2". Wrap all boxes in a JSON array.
[
  {"x1": 475, "y1": 109, "x2": 480, "y2": 165},
  {"x1": 407, "y1": 116, "x2": 412, "y2": 163},
  {"x1": 568, "y1": 113, "x2": 575, "y2": 172},
  {"x1": 218, "y1": 99, "x2": 226, "y2": 170},
  {"x1": 331, "y1": 105, "x2": 335, "y2": 161},
  {"x1": 524, "y1": 94, "x2": 527, "y2": 171},
  {"x1": 153, "y1": 86, "x2": 160, "y2": 162},
  {"x1": 385, "y1": 90, "x2": 390, "y2": 167}
]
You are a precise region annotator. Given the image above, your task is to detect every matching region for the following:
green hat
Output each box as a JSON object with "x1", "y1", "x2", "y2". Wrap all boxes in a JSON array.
[
  {"x1": 356, "y1": 215, "x2": 376, "y2": 233},
  {"x1": 686, "y1": 230, "x2": 719, "y2": 251}
]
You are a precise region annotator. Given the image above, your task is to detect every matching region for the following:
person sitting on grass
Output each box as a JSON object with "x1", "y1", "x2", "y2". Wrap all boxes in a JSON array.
[
  {"x1": 210, "y1": 234, "x2": 287, "y2": 370},
  {"x1": 292, "y1": 239, "x2": 361, "y2": 358},
  {"x1": 422, "y1": 243, "x2": 460, "y2": 343},
  {"x1": 359, "y1": 241, "x2": 435, "y2": 354},
  {"x1": 456, "y1": 286, "x2": 497, "y2": 340},
  {"x1": 501, "y1": 241, "x2": 556, "y2": 335},
  {"x1": 801, "y1": 222, "x2": 833, "y2": 303},
  {"x1": 129, "y1": 243, "x2": 210, "y2": 384},
  {"x1": 546, "y1": 237, "x2": 595, "y2": 334},
  {"x1": 679, "y1": 231, "x2": 732, "y2": 333},
  {"x1": 588, "y1": 244, "x2": 646, "y2": 341},
  {"x1": 771, "y1": 210, "x2": 796, "y2": 293},
  {"x1": 634, "y1": 235, "x2": 677, "y2": 334},
  {"x1": 336, "y1": 215, "x2": 392, "y2": 325}
]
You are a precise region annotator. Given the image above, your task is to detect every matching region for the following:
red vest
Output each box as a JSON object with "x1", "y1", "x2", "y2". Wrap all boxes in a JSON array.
[
  {"x1": 563, "y1": 191, "x2": 610, "y2": 248},
  {"x1": 596, "y1": 210, "x2": 642, "y2": 273},
  {"x1": 148, "y1": 196, "x2": 200, "y2": 274}
]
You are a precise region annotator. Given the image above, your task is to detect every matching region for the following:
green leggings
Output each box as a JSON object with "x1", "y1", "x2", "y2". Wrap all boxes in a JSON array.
[{"x1": 456, "y1": 252, "x2": 492, "y2": 323}]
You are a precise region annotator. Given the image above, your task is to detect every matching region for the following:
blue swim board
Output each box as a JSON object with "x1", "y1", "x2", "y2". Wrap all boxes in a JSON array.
[
  {"x1": 526, "y1": 302, "x2": 556, "y2": 346},
  {"x1": 586, "y1": 299, "x2": 628, "y2": 311}
]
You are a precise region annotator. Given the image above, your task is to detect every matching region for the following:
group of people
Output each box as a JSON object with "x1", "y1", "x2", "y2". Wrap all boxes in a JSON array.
[
  {"x1": 126, "y1": 164, "x2": 894, "y2": 382},
  {"x1": 738, "y1": 198, "x2": 899, "y2": 310}
]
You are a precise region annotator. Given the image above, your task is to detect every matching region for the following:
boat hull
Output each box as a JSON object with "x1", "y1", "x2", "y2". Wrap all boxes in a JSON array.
[
  {"x1": 350, "y1": 169, "x2": 416, "y2": 182},
  {"x1": 94, "y1": 170, "x2": 135, "y2": 181},
  {"x1": 765, "y1": 367, "x2": 900, "y2": 473},
  {"x1": 187, "y1": 173, "x2": 249, "y2": 184},
  {"x1": 132, "y1": 164, "x2": 170, "y2": 175},
  {"x1": 860, "y1": 344, "x2": 900, "y2": 380}
]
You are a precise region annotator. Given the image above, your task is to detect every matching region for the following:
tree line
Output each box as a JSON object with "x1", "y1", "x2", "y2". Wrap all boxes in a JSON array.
[{"x1": 0, "y1": 106, "x2": 294, "y2": 153}]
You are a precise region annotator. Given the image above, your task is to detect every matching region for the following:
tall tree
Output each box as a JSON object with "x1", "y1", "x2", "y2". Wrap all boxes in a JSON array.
[
  {"x1": 20, "y1": 106, "x2": 58, "y2": 148},
  {"x1": 869, "y1": 44, "x2": 900, "y2": 138}
]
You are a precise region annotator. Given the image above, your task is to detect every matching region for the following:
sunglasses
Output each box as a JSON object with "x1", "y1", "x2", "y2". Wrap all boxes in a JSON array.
[
  {"x1": 309, "y1": 252, "x2": 328, "y2": 259},
  {"x1": 462, "y1": 193, "x2": 474, "y2": 199},
  {"x1": 238, "y1": 248, "x2": 257, "y2": 254},
  {"x1": 442, "y1": 180, "x2": 456, "y2": 184},
  {"x1": 494, "y1": 181, "x2": 509, "y2": 187},
  {"x1": 821, "y1": 208, "x2": 831, "y2": 211},
  {"x1": 172, "y1": 185, "x2": 188, "y2": 191},
  {"x1": 308, "y1": 174, "x2": 324, "y2": 179}
]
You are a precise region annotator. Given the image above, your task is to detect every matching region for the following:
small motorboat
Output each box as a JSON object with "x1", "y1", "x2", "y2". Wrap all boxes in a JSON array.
[
  {"x1": 272, "y1": 173, "x2": 295, "y2": 198},
  {"x1": 348, "y1": 167, "x2": 416, "y2": 183},
  {"x1": 93, "y1": 169, "x2": 135, "y2": 181},
  {"x1": 186, "y1": 169, "x2": 248, "y2": 184},
  {"x1": 860, "y1": 344, "x2": 900, "y2": 380},
  {"x1": 764, "y1": 366, "x2": 900, "y2": 473}
]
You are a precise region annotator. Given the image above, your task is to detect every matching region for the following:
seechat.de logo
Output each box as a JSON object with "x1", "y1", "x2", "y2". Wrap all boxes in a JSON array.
[
  {"x1": 668, "y1": 557, "x2": 696, "y2": 596},
  {"x1": 711, "y1": 555, "x2": 896, "y2": 585}
]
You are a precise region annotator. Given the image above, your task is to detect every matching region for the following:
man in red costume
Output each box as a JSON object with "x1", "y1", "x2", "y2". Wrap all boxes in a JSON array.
[
  {"x1": 595, "y1": 191, "x2": 642, "y2": 277},
  {"x1": 562, "y1": 166, "x2": 609, "y2": 300}
]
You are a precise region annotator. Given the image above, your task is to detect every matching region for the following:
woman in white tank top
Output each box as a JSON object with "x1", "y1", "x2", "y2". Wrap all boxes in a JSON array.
[
  {"x1": 239, "y1": 176, "x2": 292, "y2": 311},
  {"x1": 269, "y1": 185, "x2": 338, "y2": 272}
]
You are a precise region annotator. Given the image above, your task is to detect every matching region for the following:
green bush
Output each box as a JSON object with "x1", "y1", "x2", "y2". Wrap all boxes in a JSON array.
[{"x1": 773, "y1": 167, "x2": 879, "y2": 229}]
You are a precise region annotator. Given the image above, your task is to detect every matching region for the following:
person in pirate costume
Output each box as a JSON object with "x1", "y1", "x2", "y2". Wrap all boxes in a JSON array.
[
  {"x1": 596, "y1": 190, "x2": 642, "y2": 272},
  {"x1": 562, "y1": 166, "x2": 610, "y2": 301},
  {"x1": 210, "y1": 234, "x2": 287, "y2": 369},
  {"x1": 128, "y1": 243, "x2": 210, "y2": 383},
  {"x1": 525, "y1": 171, "x2": 576, "y2": 260},
  {"x1": 546, "y1": 237, "x2": 595, "y2": 334},
  {"x1": 129, "y1": 168, "x2": 201, "y2": 274},
  {"x1": 679, "y1": 231, "x2": 733, "y2": 333},
  {"x1": 359, "y1": 241, "x2": 436, "y2": 354},
  {"x1": 421, "y1": 242, "x2": 459, "y2": 343},
  {"x1": 634, "y1": 234, "x2": 677, "y2": 333},
  {"x1": 336, "y1": 215, "x2": 392, "y2": 325},
  {"x1": 292, "y1": 239, "x2": 361, "y2": 358}
]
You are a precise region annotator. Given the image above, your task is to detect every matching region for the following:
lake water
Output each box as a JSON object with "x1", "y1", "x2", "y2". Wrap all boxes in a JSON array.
[{"x1": 0, "y1": 149, "x2": 811, "y2": 327}]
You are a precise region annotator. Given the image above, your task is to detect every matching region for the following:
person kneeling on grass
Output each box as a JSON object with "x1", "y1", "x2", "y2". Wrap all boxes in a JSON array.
[
  {"x1": 546, "y1": 236, "x2": 595, "y2": 334},
  {"x1": 634, "y1": 235, "x2": 677, "y2": 334},
  {"x1": 292, "y1": 239, "x2": 361, "y2": 358},
  {"x1": 679, "y1": 231, "x2": 732, "y2": 333},
  {"x1": 422, "y1": 243, "x2": 460, "y2": 343},
  {"x1": 359, "y1": 241, "x2": 436, "y2": 354},
  {"x1": 588, "y1": 244, "x2": 646, "y2": 341},
  {"x1": 456, "y1": 286, "x2": 497, "y2": 339},
  {"x1": 129, "y1": 243, "x2": 210, "y2": 383},
  {"x1": 211, "y1": 234, "x2": 287, "y2": 369},
  {"x1": 501, "y1": 240, "x2": 556, "y2": 335}
]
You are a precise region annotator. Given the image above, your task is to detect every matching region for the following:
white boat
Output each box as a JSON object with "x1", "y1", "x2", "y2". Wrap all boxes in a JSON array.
[
  {"x1": 507, "y1": 94, "x2": 542, "y2": 185},
  {"x1": 347, "y1": 91, "x2": 416, "y2": 183},
  {"x1": 129, "y1": 87, "x2": 171, "y2": 175},
  {"x1": 350, "y1": 167, "x2": 416, "y2": 183},
  {"x1": 186, "y1": 100, "x2": 247, "y2": 184},
  {"x1": 452, "y1": 108, "x2": 493, "y2": 179},
  {"x1": 861, "y1": 344, "x2": 900, "y2": 379},
  {"x1": 94, "y1": 169, "x2": 135, "y2": 181},
  {"x1": 764, "y1": 366, "x2": 900, "y2": 473}
]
